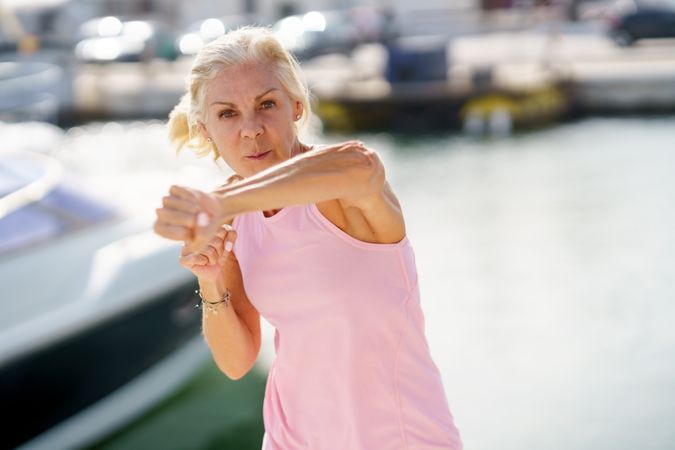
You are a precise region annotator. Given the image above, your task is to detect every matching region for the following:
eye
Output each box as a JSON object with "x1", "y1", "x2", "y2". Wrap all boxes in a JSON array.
[
  {"x1": 260, "y1": 100, "x2": 276, "y2": 109},
  {"x1": 219, "y1": 109, "x2": 236, "y2": 119}
]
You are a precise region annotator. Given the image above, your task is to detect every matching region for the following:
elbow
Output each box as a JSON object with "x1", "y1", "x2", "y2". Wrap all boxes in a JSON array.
[
  {"x1": 216, "y1": 355, "x2": 257, "y2": 381},
  {"x1": 223, "y1": 368, "x2": 248, "y2": 381},
  {"x1": 218, "y1": 364, "x2": 249, "y2": 381}
]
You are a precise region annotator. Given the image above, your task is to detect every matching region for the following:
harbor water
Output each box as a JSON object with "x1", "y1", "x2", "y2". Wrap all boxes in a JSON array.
[{"x1": 8, "y1": 115, "x2": 674, "y2": 450}]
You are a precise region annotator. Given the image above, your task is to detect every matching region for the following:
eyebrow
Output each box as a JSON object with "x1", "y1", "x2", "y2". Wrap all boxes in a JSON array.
[{"x1": 210, "y1": 88, "x2": 279, "y2": 108}]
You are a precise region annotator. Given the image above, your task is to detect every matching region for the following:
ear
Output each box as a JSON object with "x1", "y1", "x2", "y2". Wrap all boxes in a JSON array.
[
  {"x1": 293, "y1": 100, "x2": 303, "y2": 121},
  {"x1": 198, "y1": 122, "x2": 210, "y2": 142}
]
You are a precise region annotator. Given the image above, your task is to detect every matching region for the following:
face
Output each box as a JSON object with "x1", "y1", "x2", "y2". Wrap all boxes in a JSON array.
[{"x1": 200, "y1": 62, "x2": 304, "y2": 178}]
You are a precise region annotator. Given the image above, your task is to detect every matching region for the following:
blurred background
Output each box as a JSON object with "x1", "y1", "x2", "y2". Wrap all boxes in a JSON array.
[{"x1": 1, "y1": 0, "x2": 674, "y2": 449}]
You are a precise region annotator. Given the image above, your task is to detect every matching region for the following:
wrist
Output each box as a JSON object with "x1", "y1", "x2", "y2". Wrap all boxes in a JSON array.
[
  {"x1": 198, "y1": 277, "x2": 226, "y2": 301},
  {"x1": 215, "y1": 190, "x2": 242, "y2": 223}
]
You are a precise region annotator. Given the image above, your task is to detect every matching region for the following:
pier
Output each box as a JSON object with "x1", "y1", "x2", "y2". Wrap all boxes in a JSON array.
[{"x1": 66, "y1": 28, "x2": 675, "y2": 132}]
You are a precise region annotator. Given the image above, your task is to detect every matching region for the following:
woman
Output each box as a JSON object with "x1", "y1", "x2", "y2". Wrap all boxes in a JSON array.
[{"x1": 154, "y1": 26, "x2": 463, "y2": 450}]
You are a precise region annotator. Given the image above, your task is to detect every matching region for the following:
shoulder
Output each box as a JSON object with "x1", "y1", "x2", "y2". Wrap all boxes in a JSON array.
[
  {"x1": 310, "y1": 142, "x2": 407, "y2": 244},
  {"x1": 348, "y1": 179, "x2": 406, "y2": 244},
  {"x1": 339, "y1": 146, "x2": 407, "y2": 244},
  {"x1": 320, "y1": 183, "x2": 407, "y2": 247}
]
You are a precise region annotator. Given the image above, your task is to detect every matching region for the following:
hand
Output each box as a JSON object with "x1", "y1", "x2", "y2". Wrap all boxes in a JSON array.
[
  {"x1": 178, "y1": 225, "x2": 237, "y2": 281},
  {"x1": 154, "y1": 185, "x2": 235, "y2": 252}
]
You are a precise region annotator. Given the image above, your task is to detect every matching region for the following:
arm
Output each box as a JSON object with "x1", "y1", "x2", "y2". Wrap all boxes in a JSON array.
[
  {"x1": 215, "y1": 141, "x2": 406, "y2": 244},
  {"x1": 214, "y1": 141, "x2": 380, "y2": 216},
  {"x1": 173, "y1": 175, "x2": 260, "y2": 381},
  {"x1": 158, "y1": 141, "x2": 405, "y2": 249},
  {"x1": 199, "y1": 256, "x2": 261, "y2": 381}
]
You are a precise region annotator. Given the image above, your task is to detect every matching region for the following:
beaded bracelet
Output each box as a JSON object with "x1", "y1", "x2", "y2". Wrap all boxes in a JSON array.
[{"x1": 194, "y1": 289, "x2": 230, "y2": 315}]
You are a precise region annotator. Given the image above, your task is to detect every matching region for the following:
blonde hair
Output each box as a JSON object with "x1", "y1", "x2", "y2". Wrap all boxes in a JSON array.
[{"x1": 167, "y1": 26, "x2": 312, "y2": 161}]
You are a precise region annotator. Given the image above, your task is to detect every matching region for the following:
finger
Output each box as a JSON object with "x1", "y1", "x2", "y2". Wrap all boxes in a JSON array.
[
  {"x1": 208, "y1": 235, "x2": 224, "y2": 249},
  {"x1": 169, "y1": 185, "x2": 199, "y2": 201},
  {"x1": 183, "y1": 229, "x2": 223, "y2": 255},
  {"x1": 224, "y1": 229, "x2": 237, "y2": 253},
  {"x1": 162, "y1": 195, "x2": 200, "y2": 213},
  {"x1": 211, "y1": 235, "x2": 226, "y2": 256},
  {"x1": 192, "y1": 232, "x2": 225, "y2": 259},
  {"x1": 213, "y1": 226, "x2": 228, "y2": 239},
  {"x1": 194, "y1": 213, "x2": 219, "y2": 248},
  {"x1": 188, "y1": 208, "x2": 221, "y2": 253},
  {"x1": 179, "y1": 253, "x2": 207, "y2": 267},
  {"x1": 219, "y1": 223, "x2": 235, "y2": 234},
  {"x1": 154, "y1": 222, "x2": 192, "y2": 241},
  {"x1": 189, "y1": 231, "x2": 214, "y2": 255},
  {"x1": 156, "y1": 207, "x2": 196, "y2": 229},
  {"x1": 339, "y1": 140, "x2": 363, "y2": 148},
  {"x1": 204, "y1": 245, "x2": 219, "y2": 266},
  {"x1": 218, "y1": 235, "x2": 227, "y2": 265}
]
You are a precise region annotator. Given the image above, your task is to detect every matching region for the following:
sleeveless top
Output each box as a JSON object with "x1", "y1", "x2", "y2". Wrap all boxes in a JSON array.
[{"x1": 231, "y1": 201, "x2": 463, "y2": 450}]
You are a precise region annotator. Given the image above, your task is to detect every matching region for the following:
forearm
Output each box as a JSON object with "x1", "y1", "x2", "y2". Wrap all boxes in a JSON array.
[
  {"x1": 199, "y1": 277, "x2": 256, "y2": 380},
  {"x1": 214, "y1": 145, "x2": 375, "y2": 217}
]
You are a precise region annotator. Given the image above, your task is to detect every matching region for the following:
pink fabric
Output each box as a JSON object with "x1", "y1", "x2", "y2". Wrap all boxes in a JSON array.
[{"x1": 232, "y1": 202, "x2": 463, "y2": 450}]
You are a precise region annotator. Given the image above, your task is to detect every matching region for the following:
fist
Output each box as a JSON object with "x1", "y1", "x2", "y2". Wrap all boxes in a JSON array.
[
  {"x1": 178, "y1": 225, "x2": 237, "y2": 281},
  {"x1": 154, "y1": 184, "x2": 233, "y2": 252}
]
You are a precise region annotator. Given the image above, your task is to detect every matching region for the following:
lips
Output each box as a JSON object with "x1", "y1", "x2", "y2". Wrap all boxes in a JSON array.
[{"x1": 247, "y1": 150, "x2": 271, "y2": 160}]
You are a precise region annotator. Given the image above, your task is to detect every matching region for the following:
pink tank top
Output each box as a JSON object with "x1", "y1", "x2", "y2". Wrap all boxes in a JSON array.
[{"x1": 232, "y1": 201, "x2": 463, "y2": 450}]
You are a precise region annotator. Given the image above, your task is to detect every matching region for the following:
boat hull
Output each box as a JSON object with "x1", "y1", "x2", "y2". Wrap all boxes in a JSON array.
[{"x1": 2, "y1": 280, "x2": 202, "y2": 450}]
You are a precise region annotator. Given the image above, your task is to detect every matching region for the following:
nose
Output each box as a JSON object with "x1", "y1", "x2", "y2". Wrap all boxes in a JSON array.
[{"x1": 241, "y1": 115, "x2": 263, "y2": 139}]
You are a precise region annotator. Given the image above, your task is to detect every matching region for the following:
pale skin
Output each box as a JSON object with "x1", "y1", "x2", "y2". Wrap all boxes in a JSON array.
[{"x1": 154, "y1": 61, "x2": 406, "y2": 379}]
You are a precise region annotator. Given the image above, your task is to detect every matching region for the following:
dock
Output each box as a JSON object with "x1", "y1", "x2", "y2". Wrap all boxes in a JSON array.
[{"x1": 66, "y1": 29, "x2": 675, "y2": 131}]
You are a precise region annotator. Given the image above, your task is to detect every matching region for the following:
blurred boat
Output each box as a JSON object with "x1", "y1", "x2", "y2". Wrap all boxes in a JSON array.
[
  {"x1": 0, "y1": 150, "x2": 206, "y2": 450},
  {"x1": 75, "y1": 16, "x2": 179, "y2": 63},
  {"x1": 175, "y1": 13, "x2": 261, "y2": 56},
  {"x1": 606, "y1": 0, "x2": 675, "y2": 46},
  {"x1": 459, "y1": 85, "x2": 570, "y2": 137},
  {"x1": 0, "y1": 61, "x2": 62, "y2": 123},
  {"x1": 272, "y1": 8, "x2": 391, "y2": 61},
  {"x1": 309, "y1": 35, "x2": 571, "y2": 133}
]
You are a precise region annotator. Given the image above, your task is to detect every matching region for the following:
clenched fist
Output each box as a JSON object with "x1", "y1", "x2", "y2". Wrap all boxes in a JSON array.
[
  {"x1": 178, "y1": 225, "x2": 238, "y2": 281},
  {"x1": 154, "y1": 183, "x2": 238, "y2": 253}
]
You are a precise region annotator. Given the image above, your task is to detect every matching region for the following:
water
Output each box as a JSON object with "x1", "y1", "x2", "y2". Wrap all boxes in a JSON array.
[
  {"x1": 7, "y1": 116, "x2": 674, "y2": 449},
  {"x1": 375, "y1": 117, "x2": 675, "y2": 450}
]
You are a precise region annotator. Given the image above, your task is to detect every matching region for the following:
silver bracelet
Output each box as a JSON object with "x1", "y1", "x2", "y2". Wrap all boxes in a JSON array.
[{"x1": 194, "y1": 289, "x2": 230, "y2": 315}]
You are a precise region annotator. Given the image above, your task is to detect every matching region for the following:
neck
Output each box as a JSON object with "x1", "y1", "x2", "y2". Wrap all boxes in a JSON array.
[{"x1": 291, "y1": 141, "x2": 310, "y2": 157}]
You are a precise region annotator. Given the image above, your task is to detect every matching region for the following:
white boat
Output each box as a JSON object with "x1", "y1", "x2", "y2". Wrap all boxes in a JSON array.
[
  {"x1": 0, "y1": 61, "x2": 63, "y2": 124},
  {"x1": 0, "y1": 149, "x2": 209, "y2": 450}
]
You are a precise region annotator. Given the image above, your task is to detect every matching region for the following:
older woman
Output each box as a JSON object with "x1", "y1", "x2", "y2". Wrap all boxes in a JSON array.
[{"x1": 154, "y1": 26, "x2": 463, "y2": 450}]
